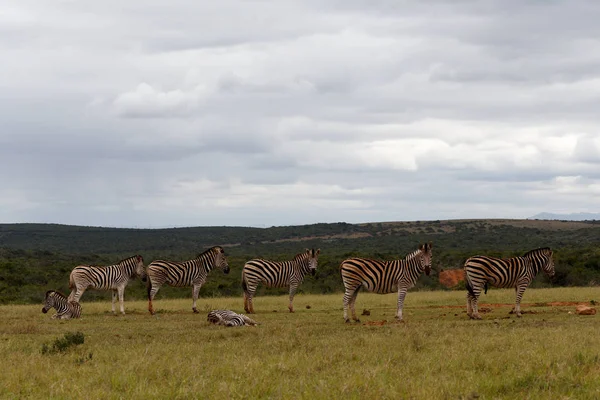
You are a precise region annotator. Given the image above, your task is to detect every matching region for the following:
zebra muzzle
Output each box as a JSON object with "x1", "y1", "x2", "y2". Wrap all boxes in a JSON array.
[{"x1": 42, "y1": 307, "x2": 48, "y2": 313}]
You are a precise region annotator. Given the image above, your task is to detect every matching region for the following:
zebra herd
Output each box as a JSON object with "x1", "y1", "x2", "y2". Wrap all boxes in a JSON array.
[{"x1": 41, "y1": 243, "x2": 557, "y2": 323}]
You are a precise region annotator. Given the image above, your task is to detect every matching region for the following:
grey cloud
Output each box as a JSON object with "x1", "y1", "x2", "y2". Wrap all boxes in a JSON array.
[{"x1": 1, "y1": 0, "x2": 599, "y2": 227}]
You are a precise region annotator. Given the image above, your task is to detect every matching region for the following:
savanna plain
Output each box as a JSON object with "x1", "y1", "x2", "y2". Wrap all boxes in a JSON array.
[{"x1": 2, "y1": 287, "x2": 600, "y2": 400}]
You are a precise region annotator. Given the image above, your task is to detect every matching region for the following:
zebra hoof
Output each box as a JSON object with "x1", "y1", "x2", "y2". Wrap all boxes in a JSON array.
[{"x1": 193, "y1": 308, "x2": 199, "y2": 314}]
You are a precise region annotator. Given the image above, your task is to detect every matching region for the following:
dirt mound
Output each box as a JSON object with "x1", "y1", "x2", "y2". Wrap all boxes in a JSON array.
[{"x1": 439, "y1": 269, "x2": 465, "y2": 288}]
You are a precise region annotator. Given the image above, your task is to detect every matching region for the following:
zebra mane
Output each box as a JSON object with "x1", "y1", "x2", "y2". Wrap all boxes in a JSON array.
[
  {"x1": 522, "y1": 247, "x2": 551, "y2": 257},
  {"x1": 196, "y1": 246, "x2": 224, "y2": 259},
  {"x1": 293, "y1": 252, "x2": 308, "y2": 261},
  {"x1": 45, "y1": 290, "x2": 67, "y2": 299},
  {"x1": 403, "y1": 249, "x2": 423, "y2": 262},
  {"x1": 118, "y1": 255, "x2": 143, "y2": 264}
]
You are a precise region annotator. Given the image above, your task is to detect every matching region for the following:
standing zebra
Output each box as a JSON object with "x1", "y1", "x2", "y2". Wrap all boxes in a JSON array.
[
  {"x1": 147, "y1": 246, "x2": 229, "y2": 315},
  {"x1": 42, "y1": 290, "x2": 82, "y2": 320},
  {"x1": 207, "y1": 310, "x2": 258, "y2": 327},
  {"x1": 340, "y1": 242, "x2": 433, "y2": 323},
  {"x1": 68, "y1": 255, "x2": 146, "y2": 315},
  {"x1": 242, "y1": 248, "x2": 320, "y2": 314},
  {"x1": 464, "y1": 247, "x2": 555, "y2": 319}
]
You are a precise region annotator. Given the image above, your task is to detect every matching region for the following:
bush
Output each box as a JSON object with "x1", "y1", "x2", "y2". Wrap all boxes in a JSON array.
[{"x1": 41, "y1": 331, "x2": 85, "y2": 355}]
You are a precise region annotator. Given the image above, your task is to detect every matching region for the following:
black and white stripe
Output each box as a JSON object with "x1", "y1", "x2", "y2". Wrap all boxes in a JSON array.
[
  {"x1": 68, "y1": 255, "x2": 146, "y2": 315},
  {"x1": 242, "y1": 248, "x2": 320, "y2": 314},
  {"x1": 147, "y1": 246, "x2": 230, "y2": 315},
  {"x1": 207, "y1": 310, "x2": 258, "y2": 327},
  {"x1": 42, "y1": 290, "x2": 82, "y2": 320},
  {"x1": 464, "y1": 247, "x2": 555, "y2": 319},
  {"x1": 340, "y1": 242, "x2": 433, "y2": 322}
]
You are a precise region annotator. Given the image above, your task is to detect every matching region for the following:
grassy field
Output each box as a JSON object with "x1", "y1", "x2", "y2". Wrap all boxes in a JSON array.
[{"x1": 2, "y1": 288, "x2": 600, "y2": 399}]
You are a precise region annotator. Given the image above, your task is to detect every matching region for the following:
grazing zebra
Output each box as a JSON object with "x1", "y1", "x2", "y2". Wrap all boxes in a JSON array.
[
  {"x1": 242, "y1": 248, "x2": 320, "y2": 314},
  {"x1": 42, "y1": 290, "x2": 82, "y2": 320},
  {"x1": 207, "y1": 310, "x2": 258, "y2": 327},
  {"x1": 464, "y1": 247, "x2": 555, "y2": 319},
  {"x1": 147, "y1": 246, "x2": 230, "y2": 315},
  {"x1": 340, "y1": 242, "x2": 433, "y2": 322},
  {"x1": 68, "y1": 255, "x2": 146, "y2": 315}
]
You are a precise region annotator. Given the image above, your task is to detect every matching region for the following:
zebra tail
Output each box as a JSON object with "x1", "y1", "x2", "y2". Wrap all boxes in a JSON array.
[
  {"x1": 465, "y1": 279, "x2": 476, "y2": 298},
  {"x1": 464, "y1": 262, "x2": 476, "y2": 298},
  {"x1": 146, "y1": 278, "x2": 152, "y2": 301},
  {"x1": 241, "y1": 277, "x2": 248, "y2": 294},
  {"x1": 484, "y1": 282, "x2": 488, "y2": 295},
  {"x1": 69, "y1": 273, "x2": 74, "y2": 290}
]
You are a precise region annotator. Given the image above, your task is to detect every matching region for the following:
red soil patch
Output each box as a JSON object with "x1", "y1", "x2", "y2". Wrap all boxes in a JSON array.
[{"x1": 438, "y1": 269, "x2": 465, "y2": 288}]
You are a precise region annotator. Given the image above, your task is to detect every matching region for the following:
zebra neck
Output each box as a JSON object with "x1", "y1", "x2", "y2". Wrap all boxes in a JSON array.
[
  {"x1": 196, "y1": 256, "x2": 213, "y2": 274},
  {"x1": 297, "y1": 259, "x2": 310, "y2": 274}
]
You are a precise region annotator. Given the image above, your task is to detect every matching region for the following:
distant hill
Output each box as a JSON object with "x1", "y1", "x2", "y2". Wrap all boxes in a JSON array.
[{"x1": 529, "y1": 212, "x2": 600, "y2": 221}]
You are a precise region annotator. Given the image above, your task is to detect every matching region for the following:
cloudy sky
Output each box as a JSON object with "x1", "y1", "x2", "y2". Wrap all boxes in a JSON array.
[{"x1": 1, "y1": 0, "x2": 599, "y2": 228}]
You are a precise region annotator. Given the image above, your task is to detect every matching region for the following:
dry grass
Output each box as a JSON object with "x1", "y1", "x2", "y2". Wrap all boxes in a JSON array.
[{"x1": 2, "y1": 288, "x2": 600, "y2": 399}]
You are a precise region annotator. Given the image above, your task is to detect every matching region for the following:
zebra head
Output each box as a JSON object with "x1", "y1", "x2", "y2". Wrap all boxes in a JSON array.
[
  {"x1": 304, "y1": 248, "x2": 320, "y2": 276},
  {"x1": 42, "y1": 290, "x2": 57, "y2": 314},
  {"x1": 539, "y1": 248, "x2": 555, "y2": 278},
  {"x1": 134, "y1": 255, "x2": 147, "y2": 282},
  {"x1": 214, "y1": 247, "x2": 230, "y2": 275},
  {"x1": 418, "y1": 242, "x2": 433, "y2": 276}
]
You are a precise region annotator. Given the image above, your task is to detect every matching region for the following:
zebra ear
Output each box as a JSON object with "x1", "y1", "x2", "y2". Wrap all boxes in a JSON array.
[
  {"x1": 316, "y1": 249, "x2": 320, "y2": 255},
  {"x1": 419, "y1": 243, "x2": 424, "y2": 250},
  {"x1": 428, "y1": 242, "x2": 433, "y2": 249}
]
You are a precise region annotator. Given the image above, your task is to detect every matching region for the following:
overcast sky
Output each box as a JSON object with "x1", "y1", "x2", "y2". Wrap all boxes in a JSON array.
[{"x1": 1, "y1": 0, "x2": 599, "y2": 228}]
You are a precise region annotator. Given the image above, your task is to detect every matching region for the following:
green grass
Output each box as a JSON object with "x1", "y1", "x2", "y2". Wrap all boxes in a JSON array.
[{"x1": 2, "y1": 288, "x2": 600, "y2": 399}]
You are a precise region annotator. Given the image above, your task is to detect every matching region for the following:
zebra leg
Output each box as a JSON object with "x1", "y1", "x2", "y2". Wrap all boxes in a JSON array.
[
  {"x1": 244, "y1": 283, "x2": 257, "y2": 314},
  {"x1": 288, "y1": 284, "x2": 298, "y2": 313},
  {"x1": 466, "y1": 293, "x2": 474, "y2": 318},
  {"x1": 349, "y1": 288, "x2": 361, "y2": 322},
  {"x1": 148, "y1": 281, "x2": 160, "y2": 315},
  {"x1": 514, "y1": 284, "x2": 528, "y2": 317},
  {"x1": 117, "y1": 286, "x2": 125, "y2": 315},
  {"x1": 471, "y1": 294, "x2": 482, "y2": 320},
  {"x1": 192, "y1": 284, "x2": 201, "y2": 313},
  {"x1": 343, "y1": 287, "x2": 357, "y2": 323},
  {"x1": 242, "y1": 315, "x2": 258, "y2": 326},
  {"x1": 111, "y1": 290, "x2": 117, "y2": 314},
  {"x1": 70, "y1": 287, "x2": 85, "y2": 303},
  {"x1": 396, "y1": 288, "x2": 408, "y2": 321}
]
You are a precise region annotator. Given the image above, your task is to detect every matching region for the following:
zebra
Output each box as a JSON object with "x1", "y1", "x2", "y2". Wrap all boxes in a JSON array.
[
  {"x1": 42, "y1": 290, "x2": 82, "y2": 320},
  {"x1": 207, "y1": 310, "x2": 258, "y2": 327},
  {"x1": 464, "y1": 247, "x2": 555, "y2": 319},
  {"x1": 242, "y1": 248, "x2": 320, "y2": 314},
  {"x1": 68, "y1": 255, "x2": 146, "y2": 315},
  {"x1": 147, "y1": 246, "x2": 230, "y2": 315},
  {"x1": 340, "y1": 242, "x2": 433, "y2": 323}
]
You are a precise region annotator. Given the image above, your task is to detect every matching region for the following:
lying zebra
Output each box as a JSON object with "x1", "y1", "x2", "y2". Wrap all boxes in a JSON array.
[
  {"x1": 42, "y1": 290, "x2": 82, "y2": 320},
  {"x1": 207, "y1": 310, "x2": 258, "y2": 327}
]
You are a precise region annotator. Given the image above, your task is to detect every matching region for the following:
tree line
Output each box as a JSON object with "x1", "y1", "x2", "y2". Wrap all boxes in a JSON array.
[{"x1": 1, "y1": 219, "x2": 599, "y2": 304}]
